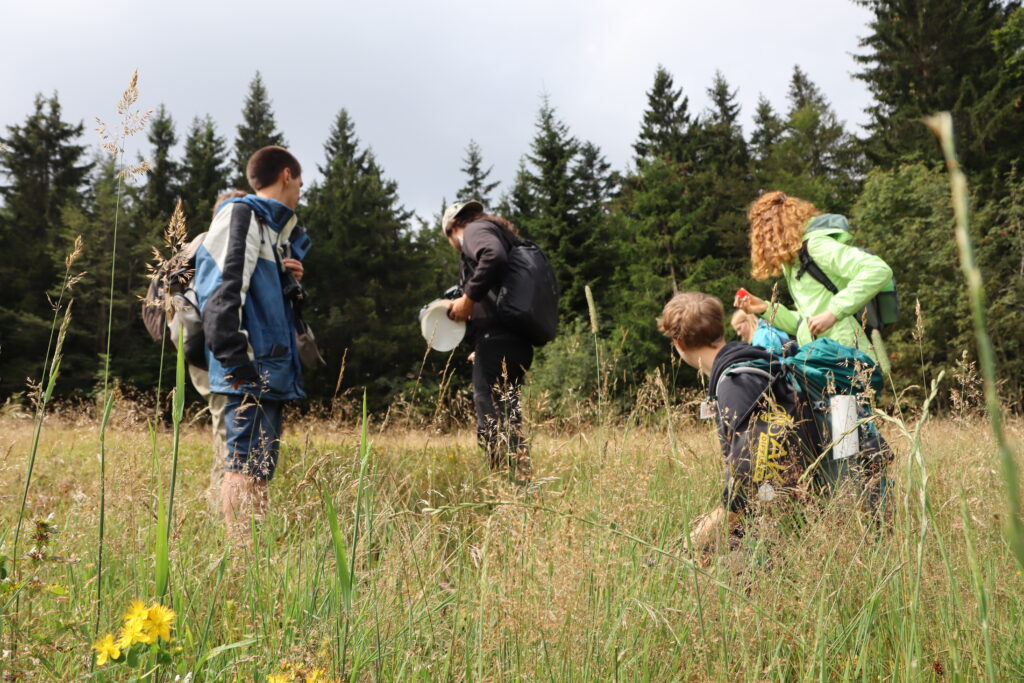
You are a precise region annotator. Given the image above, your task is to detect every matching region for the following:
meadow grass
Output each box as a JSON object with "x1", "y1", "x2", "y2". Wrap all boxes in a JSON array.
[{"x1": 1, "y1": 408, "x2": 1022, "y2": 681}]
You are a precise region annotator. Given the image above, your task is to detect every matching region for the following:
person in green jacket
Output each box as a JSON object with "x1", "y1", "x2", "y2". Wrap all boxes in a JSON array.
[{"x1": 734, "y1": 191, "x2": 892, "y2": 359}]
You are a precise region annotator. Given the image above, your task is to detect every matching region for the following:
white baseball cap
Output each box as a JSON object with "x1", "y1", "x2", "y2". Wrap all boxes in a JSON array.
[{"x1": 441, "y1": 200, "x2": 483, "y2": 235}]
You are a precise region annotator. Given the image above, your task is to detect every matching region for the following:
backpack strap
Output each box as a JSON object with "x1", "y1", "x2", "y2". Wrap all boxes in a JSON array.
[
  {"x1": 713, "y1": 364, "x2": 781, "y2": 432},
  {"x1": 797, "y1": 243, "x2": 839, "y2": 295}
]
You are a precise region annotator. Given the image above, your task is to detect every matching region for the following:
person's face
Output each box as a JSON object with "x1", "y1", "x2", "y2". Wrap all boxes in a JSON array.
[
  {"x1": 733, "y1": 319, "x2": 751, "y2": 342},
  {"x1": 281, "y1": 168, "x2": 303, "y2": 209},
  {"x1": 447, "y1": 226, "x2": 463, "y2": 251}
]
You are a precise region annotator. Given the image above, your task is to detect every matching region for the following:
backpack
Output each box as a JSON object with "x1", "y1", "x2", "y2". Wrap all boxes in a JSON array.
[
  {"x1": 719, "y1": 339, "x2": 890, "y2": 490},
  {"x1": 470, "y1": 220, "x2": 560, "y2": 346},
  {"x1": 797, "y1": 220, "x2": 899, "y2": 332},
  {"x1": 141, "y1": 233, "x2": 208, "y2": 369},
  {"x1": 496, "y1": 237, "x2": 560, "y2": 346}
]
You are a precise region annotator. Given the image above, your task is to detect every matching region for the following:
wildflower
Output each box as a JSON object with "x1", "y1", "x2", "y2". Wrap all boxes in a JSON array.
[
  {"x1": 144, "y1": 602, "x2": 176, "y2": 642},
  {"x1": 124, "y1": 600, "x2": 148, "y2": 624},
  {"x1": 116, "y1": 618, "x2": 146, "y2": 649},
  {"x1": 304, "y1": 669, "x2": 334, "y2": 683},
  {"x1": 92, "y1": 633, "x2": 120, "y2": 665},
  {"x1": 267, "y1": 674, "x2": 293, "y2": 683}
]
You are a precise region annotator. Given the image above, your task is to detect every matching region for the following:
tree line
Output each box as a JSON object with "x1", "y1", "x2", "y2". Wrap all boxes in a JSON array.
[{"x1": 2, "y1": 0, "x2": 1023, "y2": 412}]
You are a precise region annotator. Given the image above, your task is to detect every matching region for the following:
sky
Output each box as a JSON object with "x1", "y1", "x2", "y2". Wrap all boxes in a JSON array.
[{"x1": 1, "y1": 0, "x2": 875, "y2": 222}]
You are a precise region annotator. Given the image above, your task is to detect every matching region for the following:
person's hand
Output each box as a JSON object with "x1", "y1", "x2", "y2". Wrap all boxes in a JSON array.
[
  {"x1": 282, "y1": 257, "x2": 304, "y2": 282},
  {"x1": 807, "y1": 311, "x2": 838, "y2": 337},
  {"x1": 448, "y1": 293, "x2": 474, "y2": 322},
  {"x1": 733, "y1": 290, "x2": 767, "y2": 315},
  {"x1": 467, "y1": 351, "x2": 476, "y2": 364}
]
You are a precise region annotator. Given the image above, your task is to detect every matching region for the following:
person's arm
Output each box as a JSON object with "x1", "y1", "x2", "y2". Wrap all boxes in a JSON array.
[
  {"x1": 762, "y1": 302, "x2": 800, "y2": 336},
  {"x1": 461, "y1": 223, "x2": 509, "y2": 301},
  {"x1": 687, "y1": 505, "x2": 741, "y2": 553},
  {"x1": 203, "y1": 205, "x2": 261, "y2": 383},
  {"x1": 736, "y1": 290, "x2": 800, "y2": 336},
  {"x1": 809, "y1": 236, "x2": 893, "y2": 322}
]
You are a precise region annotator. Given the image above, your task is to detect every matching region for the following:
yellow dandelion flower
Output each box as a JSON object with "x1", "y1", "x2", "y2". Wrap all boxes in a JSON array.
[
  {"x1": 267, "y1": 674, "x2": 293, "y2": 683},
  {"x1": 116, "y1": 618, "x2": 147, "y2": 649},
  {"x1": 92, "y1": 633, "x2": 120, "y2": 666},
  {"x1": 144, "y1": 602, "x2": 175, "y2": 642},
  {"x1": 304, "y1": 669, "x2": 334, "y2": 683}
]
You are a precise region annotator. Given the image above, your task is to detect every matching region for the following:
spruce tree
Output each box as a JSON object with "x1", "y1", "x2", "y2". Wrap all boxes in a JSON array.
[
  {"x1": 687, "y1": 71, "x2": 753, "y2": 263},
  {"x1": 518, "y1": 98, "x2": 618, "y2": 318},
  {"x1": 57, "y1": 158, "x2": 164, "y2": 394},
  {"x1": 758, "y1": 66, "x2": 862, "y2": 209},
  {"x1": 855, "y1": 0, "x2": 1022, "y2": 190},
  {"x1": 303, "y1": 109, "x2": 432, "y2": 403},
  {"x1": 231, "y1": 71, "x2": 287, "y2": 188},
  {"x1": 0, "y1": 93, "x2": 91, "y2": 395},
  {"x1": 750, "y1": 95, "x2": 784, "y2": 174},
  {"x1": 633, "y1": 65, "x2": 694, "y2": 165},
  {"x1": 697, "y1": 71, "x2": 749, "y2": 174},
  {"x1": 138, "y1": 104, "x2": 179, "y2": 223},
  {"x1": 457, "y1": 139, "x2": 500, "y2": 207},
  {"x1": 0, "y1": 93, "x2": 91, "y2": 316},
  {"x1": 179, "y1": 115, "x2": 230, "y2": 229}
]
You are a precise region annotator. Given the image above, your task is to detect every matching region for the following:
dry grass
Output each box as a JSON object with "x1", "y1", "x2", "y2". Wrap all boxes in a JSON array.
[{"x1": 1, "y1": 410, "x2": 1022, "y2": 680}]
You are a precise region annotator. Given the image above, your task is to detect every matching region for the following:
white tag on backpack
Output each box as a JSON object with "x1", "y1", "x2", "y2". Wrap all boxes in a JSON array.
[
  {"x1": 830, "y1": 395, "x2": 860, "y2": 460},
  {"x1": 699, "y1": 401, "x2": 716, "y2": 420}
]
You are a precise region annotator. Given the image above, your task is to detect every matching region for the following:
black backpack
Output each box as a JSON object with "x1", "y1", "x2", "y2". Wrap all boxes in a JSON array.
[{"x1": 496, "y1": 235, "x2": 560, "y2": 346}]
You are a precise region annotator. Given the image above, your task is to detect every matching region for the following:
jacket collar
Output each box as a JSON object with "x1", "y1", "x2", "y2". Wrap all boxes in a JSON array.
[{"x1": 233, "y1": 195, "x2": 297, "y2": 238}]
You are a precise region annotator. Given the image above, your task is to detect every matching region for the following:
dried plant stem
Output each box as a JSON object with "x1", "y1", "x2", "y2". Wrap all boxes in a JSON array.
[{"x1": 926, "y1": 111, "x2": 1024, "y2": 570}]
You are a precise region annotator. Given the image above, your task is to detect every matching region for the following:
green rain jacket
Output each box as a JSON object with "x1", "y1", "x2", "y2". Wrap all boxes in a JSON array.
[{"x1": 761, "y1": 214, "x2": 892, "y2": 358}]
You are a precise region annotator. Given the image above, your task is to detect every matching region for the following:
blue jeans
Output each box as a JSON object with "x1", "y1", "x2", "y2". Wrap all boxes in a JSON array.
[{"x1": 221, "y1": 394, "x2": 284, "y2": 480}]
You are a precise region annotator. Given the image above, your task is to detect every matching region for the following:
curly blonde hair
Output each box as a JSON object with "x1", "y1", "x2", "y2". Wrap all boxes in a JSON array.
[{"x1": 748, "y1": 191, "x2": 822, "y2": 280}]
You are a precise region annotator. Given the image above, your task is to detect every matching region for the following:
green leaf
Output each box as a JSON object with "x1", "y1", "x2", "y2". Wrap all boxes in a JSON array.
[{"x1": 195, "y1": 637, "x2": 259, "y2": 669}]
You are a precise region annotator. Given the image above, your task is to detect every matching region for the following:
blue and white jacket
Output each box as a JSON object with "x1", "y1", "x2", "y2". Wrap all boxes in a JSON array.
[{"x1": 194, "y1": 195, "x2": 306, "y2": 401}]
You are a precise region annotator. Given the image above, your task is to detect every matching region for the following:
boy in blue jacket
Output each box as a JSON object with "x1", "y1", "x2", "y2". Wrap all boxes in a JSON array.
[{"x1": 193, "y1": 146, "x2": 308, "y2": 537}]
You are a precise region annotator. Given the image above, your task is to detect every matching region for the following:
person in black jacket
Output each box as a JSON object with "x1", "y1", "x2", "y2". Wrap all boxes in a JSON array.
[
  {"x1": 658, "y1": 291, "x2": 816, "y2": 556},
  {"x1": 443, "y1": 200, "x2": 534, "y2": 480}
]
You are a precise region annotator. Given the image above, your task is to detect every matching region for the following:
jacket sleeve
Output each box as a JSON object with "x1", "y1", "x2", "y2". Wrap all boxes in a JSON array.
[
  {"x1": 762, "y1": 302, "x2": 800, "y2": 336},
  {"x1": 715, "y1": 375, "x2": 766, "y2": 512},
  {"x1": 808, "y1": 236, "x2": 893, "y2": 321},
  {"x1": 203, "y1": 204, "x2": 261, "y2": 368},
  {"x1": 461, "y1": 223, "x2": 509, "y2": 301}
]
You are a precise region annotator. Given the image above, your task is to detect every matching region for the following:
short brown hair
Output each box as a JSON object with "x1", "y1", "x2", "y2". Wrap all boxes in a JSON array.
[
  {"x1": 246, "y1": 146, "x2": 302, "y2": 191},
  {"x1": 657, "y1": 292, "x2": 724, "y2": 348}
]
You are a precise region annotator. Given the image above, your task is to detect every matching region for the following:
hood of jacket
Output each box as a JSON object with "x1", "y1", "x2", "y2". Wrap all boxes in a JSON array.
[
  {"x1": 708, "y1": 341, "x2": 788, "y2": 402},
  {"x1": 232, "y1": 195, "x2": 296, "y2": 236},
  {"x1": 804, "y1": 214, "x2": 851, "y2": 243}
]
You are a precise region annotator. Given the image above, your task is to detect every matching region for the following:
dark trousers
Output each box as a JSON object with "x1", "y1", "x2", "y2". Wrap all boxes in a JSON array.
[{"x1": 472, "y1": 332, "x2": 533, "y2": 467}]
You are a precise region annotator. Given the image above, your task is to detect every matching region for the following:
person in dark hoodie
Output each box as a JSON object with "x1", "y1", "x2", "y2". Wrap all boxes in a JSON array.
[
  {"x1": 658, "y1": 291, "x2": 817, "y2": 554},
  {"x1": 443, "y1": 200, "x2": 533, "y2": 480}
]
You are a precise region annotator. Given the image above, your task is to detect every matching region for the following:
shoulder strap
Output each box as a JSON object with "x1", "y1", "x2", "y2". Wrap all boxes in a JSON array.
[{"x1": 797, "y1": 243, "x2": 839, "y2": 295}]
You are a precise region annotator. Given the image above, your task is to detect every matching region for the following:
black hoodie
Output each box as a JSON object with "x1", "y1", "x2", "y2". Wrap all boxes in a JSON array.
[{"x1": 707, "y1": 342, "x2": 811, "y2": 511}]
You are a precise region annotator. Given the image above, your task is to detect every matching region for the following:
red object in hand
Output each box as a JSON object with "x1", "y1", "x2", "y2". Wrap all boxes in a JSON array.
[{"x1": 736, "y1": 288, "x2": 749, "y2": 301}]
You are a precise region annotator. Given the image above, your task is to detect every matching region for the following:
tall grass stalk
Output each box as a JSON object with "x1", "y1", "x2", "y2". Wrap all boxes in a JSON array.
[
  {"x1": 926, "y1": 112, "x2": 1024, "y2": 570},
  {"x1": 93, "y1": 70, "x2": 152, "y2": 634},
  {"x1": 11, "y1": 300, "x2": 74, "y2": 579},
  {"x1": 584, "y1": 285, "x2": 602, "y2": 421}
]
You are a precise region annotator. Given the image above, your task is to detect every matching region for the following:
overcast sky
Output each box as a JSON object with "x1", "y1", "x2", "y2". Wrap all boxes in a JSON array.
[{"x1": 2, "y1": 0, "x2": 875, "y2": 222}]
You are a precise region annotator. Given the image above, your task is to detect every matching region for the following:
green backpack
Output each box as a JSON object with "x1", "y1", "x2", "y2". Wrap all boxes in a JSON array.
[
  {"x1": 722, "y1": 338, "x2": 890, "y2": 487},
  {"x1": 797, "y1": 215, "x2": 899, "y2": 332}
]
